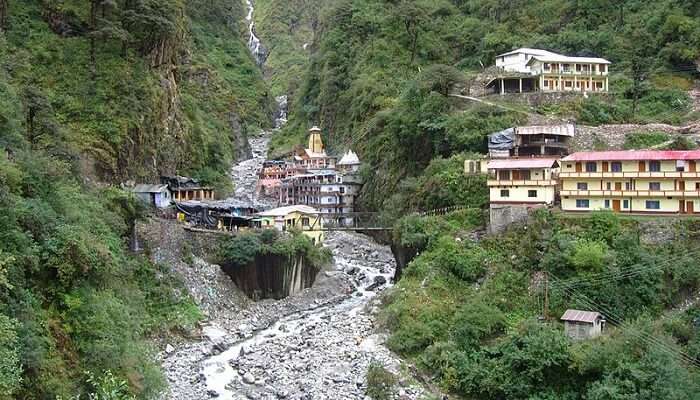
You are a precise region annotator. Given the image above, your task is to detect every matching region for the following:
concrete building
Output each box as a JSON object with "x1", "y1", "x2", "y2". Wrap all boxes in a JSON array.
[
  {"x1": 487, "y1": 158, "x2": 560, "y2": 206},
  {"x1": 280, "y1": 127, "x2": 363, "y2": 220},
  {"x1": 464, "y1": 157, "x2": 489, "y2": 175},
  {"x1": 488, "y1": 124, "x2": 574, "y2": 159},
  {"x1": 513, "y1": 124, "x2": 574, "y2": 157},
  {"x1": 561, "y1": 309, "x2": 605, "y2": 341},
  {"x1": 560, "y1": 150, "x2": 700, "y2": 214},
  {"x1": 253, "y1": 205, "x2": 324, "y2": 244},
  {"x1": 162, "y1": 175, "x2": 215, "y2": 201},
  {"x1": 491, "y1": 48, "x2": 611, "y2": 94},
  {"x1": 131, "y1": 184, "x2": 172, "y2": 209},
  {"x1": 292, "y1": 126, "x2": 337, "y2": 171},
  {"x1": 337, "y1": 150, "x2": 361, "y2": 173},
  {"x1": 258, "y1": 160, "x2": 288, "y2": 196}
]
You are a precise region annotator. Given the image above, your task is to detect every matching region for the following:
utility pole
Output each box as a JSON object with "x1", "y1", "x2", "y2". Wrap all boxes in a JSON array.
[{"x1": 543, "y1": 271, "x2": 549, "y2": 321}]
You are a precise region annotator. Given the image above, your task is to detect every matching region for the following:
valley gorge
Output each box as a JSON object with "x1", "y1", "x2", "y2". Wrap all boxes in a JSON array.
[
  {"x1": 2, "y1": 1, "x2": 700, "y2": 399},
  {"x1": 153, "y1": 2, "x2": 442, "y2": 398}
]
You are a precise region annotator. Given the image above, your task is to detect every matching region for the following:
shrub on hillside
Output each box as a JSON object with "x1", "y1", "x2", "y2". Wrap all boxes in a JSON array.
[
  {"x1": 365, "y1": 363, "x2": 396, "y2": 400},
  {"x1": 568, "y1": 239, "x2": 610, "y2": 273},
  {"x1": 623, "y1": 131, "x2": 671, "y2": 149},
  {"x1": 451, "y1": 298, "x2": 506, "y2": 350}
]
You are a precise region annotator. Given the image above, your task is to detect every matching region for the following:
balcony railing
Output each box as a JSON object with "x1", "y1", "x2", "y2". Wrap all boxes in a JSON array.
[
  {"x1": 542, "y1": 70, "x2": 607, "y2": 76},
  {"x1": 560, "y1": 189, "x2": 700, "y2": 198},
  {"x1": 560, "y1": 171, "x2": 700, "y2": 178},
  {"x1": 487, "y1": 179, "x2": 558, "y2": 187}
]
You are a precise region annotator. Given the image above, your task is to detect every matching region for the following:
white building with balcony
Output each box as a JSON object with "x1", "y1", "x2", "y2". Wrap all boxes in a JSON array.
[{"x1": 490, "y1": 48, "x2": 611, "y2": 95}]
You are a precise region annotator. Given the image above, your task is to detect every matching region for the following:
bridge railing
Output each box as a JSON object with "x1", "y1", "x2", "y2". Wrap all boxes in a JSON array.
[{"x1": 318, "y1": 212, "x2": 389, "y2": 231}]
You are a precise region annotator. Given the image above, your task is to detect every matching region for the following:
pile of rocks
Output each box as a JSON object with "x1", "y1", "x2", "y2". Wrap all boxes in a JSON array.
[
  {"x1": 228, "y1": 130, "x2": 277, "y2": 210},
  {"x1": 213, "y1": 302, "x2": 422, "y2": 400}
]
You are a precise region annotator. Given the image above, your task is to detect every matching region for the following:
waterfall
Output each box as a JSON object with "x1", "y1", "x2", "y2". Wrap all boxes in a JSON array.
[
  {"x1": 245, "y1": 0, "x2": 267, "y2": 65},
  {"x1": 274, "y1": 95, "x2": 288, "y2": 129}
]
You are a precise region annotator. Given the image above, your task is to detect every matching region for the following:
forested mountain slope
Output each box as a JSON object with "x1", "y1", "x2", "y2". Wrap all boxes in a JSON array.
[
  {"x1": 276, "y1": 0, "x2": 700, "y2": 214},
  {"x1": 1, "y1": 0, "x2": 272, "y2": 189},
  {"x1": 0, "y1": 0, "x2": 270, "y2": 397},
  {"x1": 252, "y1": 0, "x2": 321, "y2": 98}
]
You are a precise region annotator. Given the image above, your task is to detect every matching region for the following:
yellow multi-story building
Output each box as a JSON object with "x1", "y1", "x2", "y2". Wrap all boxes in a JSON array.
[
  {"x1": 253, "y1": 205, "x2": 325, "y2": 244},
  {"x1": 560, "y1": 151, "x2": 700, "y2": 214},
  {"x1": 487, "y1": 158, "x2": 560, "y2": 205}
]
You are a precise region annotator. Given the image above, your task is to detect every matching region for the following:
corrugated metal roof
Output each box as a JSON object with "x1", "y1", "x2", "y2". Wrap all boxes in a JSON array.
[
  {"x1": 528, "y1": 54, "x2": 611, "y2": 64},
  {"x1": 561, "y1": 309, "x2": 602, "y2": 324},
  {"x1": 497, "y1": 48, "x2": 561, "y2": 58},
  {"x1": 132, "y1": 184, "x2": 169, "y2": 193},
  {"x1": 563, "y1": 150, "x2": 700, "y2": 161},
  {"x1": 487, "y1": 158, "x2": 559, "y2": 170},
  {"x1": 257, "y1": 205, "x2": 319, "y2": 217}
]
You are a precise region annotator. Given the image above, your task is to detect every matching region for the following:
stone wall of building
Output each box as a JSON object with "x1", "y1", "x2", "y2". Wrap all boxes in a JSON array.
[{"x1": 488, "y1": 204, "x2": 535, "y2": 234}]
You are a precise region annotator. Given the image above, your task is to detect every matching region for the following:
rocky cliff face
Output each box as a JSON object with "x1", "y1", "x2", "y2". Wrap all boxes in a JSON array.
[{"x1": 222, "y1": 253, "x2": 320, "y2": 300}]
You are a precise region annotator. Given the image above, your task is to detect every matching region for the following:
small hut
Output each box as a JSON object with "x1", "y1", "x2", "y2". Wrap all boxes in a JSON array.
[
  {"x1": 131, "y1": 184, "x2": 172, "y2": 209},
  {"x1": 561, "y1": 309, "x2": 605, "y2": 340}
]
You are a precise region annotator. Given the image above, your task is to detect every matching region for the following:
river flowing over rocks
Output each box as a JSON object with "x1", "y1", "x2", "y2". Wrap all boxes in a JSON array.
[
  {"x1": 157, "y1": 2, "x2": 438, "y2": 398},
  {"x1": 159, "y1": 232, "x2": 433, "y2": 400}
]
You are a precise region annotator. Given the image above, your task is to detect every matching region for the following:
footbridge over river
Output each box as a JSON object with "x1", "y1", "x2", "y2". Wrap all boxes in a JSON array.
[
  {"x1": 314, "y1": 206, "x2": 471, "y2": 232},
  {"x1": 315, "y1": 212, "x2": 390, "y2": 231}
]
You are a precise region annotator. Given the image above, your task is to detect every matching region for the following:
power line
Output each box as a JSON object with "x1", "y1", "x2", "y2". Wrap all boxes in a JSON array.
[
  {"x1": 549, "y1": 248, "x2": 700, "y2": 293},
  {"x1": 548, "y1": 272, "x2": 700, "y2": 369},
  {"x1": 557, "y1": 283, "x2": 700, "y2": 369}
]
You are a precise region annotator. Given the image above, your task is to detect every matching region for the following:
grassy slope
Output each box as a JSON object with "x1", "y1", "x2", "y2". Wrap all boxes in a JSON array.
[{"x1": 385, "y1": 210, "x2": 700, "y2": 399}]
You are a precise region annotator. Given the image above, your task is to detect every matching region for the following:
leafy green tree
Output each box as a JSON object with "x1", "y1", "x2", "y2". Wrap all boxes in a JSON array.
[
  {"x1": 391, "y1": 0, "x2": 428, "y2": 64},
  {"x1": 0, "y1": 314, "x2": 21, "y2": 398},
  {"x1": 83, "y1": 370, "x2": 135, "y2": 400},
  {"x1": 568, "y1": 239, "x2": 609, "y2": 272},
  {"x1": 418, "y1": 64, "x2": 465, "y2": 97},
  {"x1": 621, "y1": 24, "x2": 656, "y2": 118},
  {"x1": 451, "y1": 298, "x2": 506, "y2": 350}
]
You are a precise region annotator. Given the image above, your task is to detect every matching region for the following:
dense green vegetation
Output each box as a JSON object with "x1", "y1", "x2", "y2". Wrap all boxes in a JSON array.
[
  {"x1": 385, "y1": 210, "x2": 700, "y2": 399},
  {"x1": 0, "y1": 137, "x2": 202, "y2": 397},
  {"x1": 1, "y1": 0, "x2": 272, "y2": 191},
  {"x1": 273, "y1": 0, "x2": 699, "y2": 213},
  {"x1": 0, "y1": 0, "x2": 271, "y2": 397},
  {"x1": 252, "y1": 0, "x2": 321, "y2": 98},
  {"x1": 218, "y1": 229, "x2": 332, "y2": 269}
]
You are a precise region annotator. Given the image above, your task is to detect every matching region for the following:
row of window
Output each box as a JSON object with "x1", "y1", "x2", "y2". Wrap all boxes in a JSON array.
[
  {"x1": 571, "y1": 160, "x2": 697, "y2": 173},
  {"x1": 575, "y1": 181, "x2": 700, "y2": 191},
  {"x1": 498, "y1": 170, "x2": 533, "y2": 180},
  {"x1": 500, "y1": 189, "x2": 538, "y2": 198},
  {"x1": 543, "y1": 80, "x2": 604, "y2": 89},
  {"x1": 543, "y1": 63, "x2": 607, "y2": 73},
  {"x1": 575, "y1": 199, "x2": 660, "y2": 209},
  {"x1": 577, "y1": 182, "x2": 665, "y2": 191}
]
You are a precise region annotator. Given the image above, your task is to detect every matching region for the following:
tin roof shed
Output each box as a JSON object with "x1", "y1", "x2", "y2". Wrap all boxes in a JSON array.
[{"x1": 560, "y1": 309, "x2": 602, "y2": 324}]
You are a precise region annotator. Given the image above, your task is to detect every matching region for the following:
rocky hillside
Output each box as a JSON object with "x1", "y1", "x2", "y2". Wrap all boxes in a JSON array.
[{"x1": 252, "y1": 0, "x2": 321, "y2": 98}]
